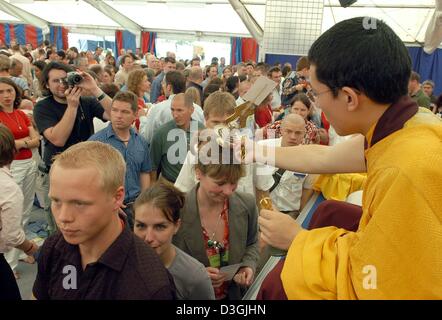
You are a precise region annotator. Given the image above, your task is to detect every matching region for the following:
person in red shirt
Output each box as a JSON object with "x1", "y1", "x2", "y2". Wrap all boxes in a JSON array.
[
  {"x1": 0, "y1": 77, "x2": 40, "y2": 278},
  {"x1": 254, "y1": 93, "x2": 274, "y2": 128}
]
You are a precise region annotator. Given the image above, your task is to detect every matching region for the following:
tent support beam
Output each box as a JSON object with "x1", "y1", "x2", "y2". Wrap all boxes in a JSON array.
[
  {"x1": 228, "y1": 0, "x2": 263, "y2": 42},
  {"x1": 83, "y1": 0, "x2": 142, "y2": 35},
  {"x1": 424, "y1": 0, "x2": 442, "y2": 54},
  {"x1": 0, "y1": 0, "x2": 49, "y2": 33}
]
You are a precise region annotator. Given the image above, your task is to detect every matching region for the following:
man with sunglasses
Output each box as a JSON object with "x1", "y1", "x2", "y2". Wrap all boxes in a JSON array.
[{"x1": 33, "y1": 62, "x2": 113, "y2": 233}]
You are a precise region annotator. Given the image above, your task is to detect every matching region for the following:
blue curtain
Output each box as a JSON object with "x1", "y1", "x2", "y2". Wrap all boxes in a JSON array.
[
  {"x1": 49, "y1": 26, "x2": 66, "y2": 51},
  {"x1": 4, "y1": 24, "x2": 10, "y2": 45},
  {"x1": 122, "y1": 30, "x2": 136, "y2": 53},
  {"x1": 13, "y1": 24, "x2": 25, "y2": 45},
  {"x1": 265, "y1": 53, "x2": 301, "y2": 68},
  {"x1": 37, "y1": 28, "x2": 43, "y2": 46},
  {"x1": 230, "y1": 37, "x2": 242, "y2": 65},
  {"x1": 407, "y1": 46, "x2": 442, "y2": 96}
]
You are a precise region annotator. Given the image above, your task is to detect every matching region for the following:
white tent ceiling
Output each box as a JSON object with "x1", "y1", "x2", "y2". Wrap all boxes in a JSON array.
[{"x1": 0, "y1": 0, "x2": 439, "y2": 45}]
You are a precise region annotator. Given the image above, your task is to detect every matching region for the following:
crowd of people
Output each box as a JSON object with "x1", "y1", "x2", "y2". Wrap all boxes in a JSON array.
[{"x1": 0, "y1": 16, "x2": 441, "y2": 300}]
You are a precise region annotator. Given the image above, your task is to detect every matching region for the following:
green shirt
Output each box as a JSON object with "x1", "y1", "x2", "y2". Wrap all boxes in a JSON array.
[
  {"x1": 411, "y1": 89, "x2": 431, "y2": 109},
  {"x1": 150, "y1": 120, "x2": 204, "y2": 183}
]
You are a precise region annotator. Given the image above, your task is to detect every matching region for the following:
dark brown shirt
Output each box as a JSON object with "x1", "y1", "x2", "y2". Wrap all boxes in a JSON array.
[{"x1": 33, "y1": 223, "x2": 176, "y2": 300}]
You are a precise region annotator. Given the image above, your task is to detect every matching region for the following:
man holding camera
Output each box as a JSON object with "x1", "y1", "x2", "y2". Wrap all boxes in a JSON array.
[{"x1": 33, "y1": 61, "x2": 112, "y2": 233}]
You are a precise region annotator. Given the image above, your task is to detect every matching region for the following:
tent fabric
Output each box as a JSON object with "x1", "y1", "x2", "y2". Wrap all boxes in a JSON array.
[
  {"x1": 141, "y1": 31, "x2": 156, "y2": 56},
  {"x1": 0, "y1": 23, "x2": 43, "y2": 47},
  {"x1": 4, "y1": 23, "x2": 11, "y2": 44},
  {"x1": 13, "y1": 24, "x2": 25, "y2": 46},
  {"x1": 50, "y1": 26, "x2": 68, "y2": 51},
  {"x1": 115, "y1": 30, "x2": 123, "y2": 56},
  {"x1": 231, "y1": 37, "x2": 259, "y2": 64},
  {"x1": 408, "y1": 46, "x2": 442, "y2": 95},
  {"x1": 230, "y1": 37, "x2": 242, "y2": 65},
  {"x1": 115, "y1": 30, "x2": 136, "y2": 56},
  {"x1": 241, "y1": 37, "x2": 259, "y2": 62},
  {"x1": 78, "y1": 39, "x2": 115, "y2": 52}
]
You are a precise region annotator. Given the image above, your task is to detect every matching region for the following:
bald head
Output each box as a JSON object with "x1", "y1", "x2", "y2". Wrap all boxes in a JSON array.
[
  {"x1": 172, "y1": 93, "x2": 185, "y2": 107},
  {"x1": 171, "y1": 92, "x2": 194, "y2": 129},
  {"x1": 280, "y1": 113, "x2": 306, "y2": 147},
  {"x1": 282, "y1": 113, "x2": 305, "y2": 127}
]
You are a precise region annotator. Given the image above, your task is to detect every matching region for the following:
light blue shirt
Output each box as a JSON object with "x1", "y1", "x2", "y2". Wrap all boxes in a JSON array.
[{"x1": 89, "y1": 124, "x2": 151, "y2": 201}]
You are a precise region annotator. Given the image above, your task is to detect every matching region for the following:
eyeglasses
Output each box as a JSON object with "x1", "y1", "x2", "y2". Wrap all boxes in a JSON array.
[
  {"x1": 309, "y1": 88, "x2": 332, "y2": 99},
  {"x1": 54, "y1": 78, "x2": 68, "y2": 86}
]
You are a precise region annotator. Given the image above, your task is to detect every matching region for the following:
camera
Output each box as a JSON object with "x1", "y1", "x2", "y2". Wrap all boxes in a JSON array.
[{"x1": 66, "y1": 71, "x2": 83, "y2": 87}]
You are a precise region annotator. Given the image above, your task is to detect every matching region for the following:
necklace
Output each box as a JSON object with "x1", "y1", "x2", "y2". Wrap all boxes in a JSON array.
[
  {"x1": 2, "y1": 110, "x2": 22, "y2": 130},
  {"x1": 206, "y1": 211, "x2": 224, "y2": 250}
]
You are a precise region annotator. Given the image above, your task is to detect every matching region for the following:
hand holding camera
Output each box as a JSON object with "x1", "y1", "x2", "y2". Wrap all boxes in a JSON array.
[
  {"x1": 65, "y1": 85, "x2": 82, "y2": 109},
  {"x1": 65, "y1": 70, "x2": 100, "y2": 96}
]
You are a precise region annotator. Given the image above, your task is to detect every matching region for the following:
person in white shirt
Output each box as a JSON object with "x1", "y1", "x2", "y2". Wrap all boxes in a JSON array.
[
  {"x1": 11, "y1": 44, "x2": 32, "y2": 86},
  {"x1": 114, "y1": 54, "x2": 134, "y2": 88},
  {"x1": 175, "y1": 91, "x2": 255, "y2": 195},
  {"x1": 139, "y1": 71, "x2": 204, "y2": 145},
  {"x1": 256, "y1": 114, "x2": 316, "y2": 216},
  {"x1": 268, "y1": 66, "x2": 283, "y2": 111},
  {"x1": 255, "y1": 114, "x2": 316, "y2": 263},
  {"x1": 0, "y1": 124, "x2": 39, "y2": 299}
]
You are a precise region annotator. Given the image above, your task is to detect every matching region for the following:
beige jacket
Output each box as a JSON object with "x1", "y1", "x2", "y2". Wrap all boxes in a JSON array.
[{"x1": 0, "y1": 166, "x2": 25, "y2": 253}]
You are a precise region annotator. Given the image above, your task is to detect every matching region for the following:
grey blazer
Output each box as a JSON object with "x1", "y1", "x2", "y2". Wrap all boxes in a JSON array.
[{"x1": 172, "y1": 185, "x2": 259, "y2": 300}]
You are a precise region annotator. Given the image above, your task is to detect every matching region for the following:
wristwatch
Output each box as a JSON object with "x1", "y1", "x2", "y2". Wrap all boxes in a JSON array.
[{"x1": 96, "y1": 91, "x2": 106, "y2": 101}]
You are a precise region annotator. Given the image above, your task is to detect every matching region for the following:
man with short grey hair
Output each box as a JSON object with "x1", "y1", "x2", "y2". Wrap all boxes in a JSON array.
[
  {"x1": 149, "y1": 93, "x2": 204, "y2": 183},
  {"x1": 422, "y1": 79, "x2": 438, "y2": 104}
]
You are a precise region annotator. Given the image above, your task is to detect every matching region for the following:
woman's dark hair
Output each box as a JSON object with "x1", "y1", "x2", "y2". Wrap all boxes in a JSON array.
[
  {"x1": 203, "y1": 83, "x2": 221, "y2": 106},
  {"x1": 225, "y1": 76, "x2": 239, "y2": 94},
  {"x1": 134, "y1": 181, "x2": 185, "y2": 223},
  {"x1": 290, "y1": 93, "x2": 312, "y2": 110},
  {"x1": 308, "y1": 17, "x2": 411, "y2": 104},
  {"x1": 281, "y1": 65, "x2": 292, "y2": 78},
  {"x1": 0, "y1": 77, "x2": 22, "y2": 108},
  {"x1": 69, "y1": 47, "x2": 79, "y2": 54},
  {"x1": 436, "y1": 94, "x2": 442, "y2": 114},
  {"x1": 23, "y1": 52, "x2": 33, "y2": 63},
  {"x1": 39, "y1": 61, "x2": 74, "y2": 96},
  {"x1": 0, "y1": 124, "x2": 16, "y2": 167},
  {"x1": 290, "y1": 93, "x2": 312, "y2": 120},
  {"x1": 33, "y1": 60, "x2": 46, "y2": 72}
]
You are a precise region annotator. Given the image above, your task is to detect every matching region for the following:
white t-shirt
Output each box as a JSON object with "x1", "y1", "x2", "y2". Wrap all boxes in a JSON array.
[
  {"x1": 139, "y1": 95, "x2": 205, "y2": 145},
  {"x1": 255, "y1": 138, "x2": 316, "y2": 212}
]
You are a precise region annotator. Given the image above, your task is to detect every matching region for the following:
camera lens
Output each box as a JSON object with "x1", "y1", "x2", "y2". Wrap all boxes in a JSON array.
[{"x1": 73, "y1": 74, "x2": 82, "y2": 84}]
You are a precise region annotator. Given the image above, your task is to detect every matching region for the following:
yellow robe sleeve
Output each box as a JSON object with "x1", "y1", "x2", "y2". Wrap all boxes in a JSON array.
[
  {"x1": 313, "y1": 173, "x2": 366, "y2": 201},
  {"x1": 281, "y1": 167, "x2": 442, "y2": 299}
]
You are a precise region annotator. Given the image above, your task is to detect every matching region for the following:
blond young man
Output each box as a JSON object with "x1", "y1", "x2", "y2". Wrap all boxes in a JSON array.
[{"x1": 32, "y1": 141, "x2": 175, "y2": 300}]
